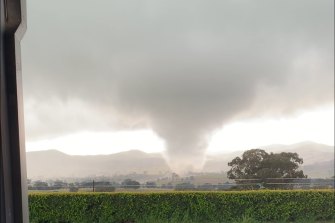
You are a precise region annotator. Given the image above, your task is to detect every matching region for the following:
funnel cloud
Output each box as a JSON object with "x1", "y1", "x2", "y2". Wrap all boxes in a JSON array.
[{"x1": 22, "y1": 0, "x2": 334, "y2": 172}]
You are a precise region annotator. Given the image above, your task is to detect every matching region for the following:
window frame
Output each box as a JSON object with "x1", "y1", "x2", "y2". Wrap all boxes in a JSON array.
[{"x1": 0, "y1": 0, "x2": 29, "y2": 221}]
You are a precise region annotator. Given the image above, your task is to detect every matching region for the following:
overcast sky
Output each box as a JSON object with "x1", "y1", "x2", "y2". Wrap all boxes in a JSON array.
[{"x1": 22, "y1": 0, "x2": 334, "y2": 171}]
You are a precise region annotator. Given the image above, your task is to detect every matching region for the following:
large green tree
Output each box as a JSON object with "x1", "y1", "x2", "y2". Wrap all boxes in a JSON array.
[{"x1": 227, "y1": 149, "x2": 306, "y2": 188}]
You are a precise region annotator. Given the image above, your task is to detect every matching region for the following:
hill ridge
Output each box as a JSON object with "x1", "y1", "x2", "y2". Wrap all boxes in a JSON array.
[{"x1": 26, "y1": 141, "x2": 334, "y2": 179}]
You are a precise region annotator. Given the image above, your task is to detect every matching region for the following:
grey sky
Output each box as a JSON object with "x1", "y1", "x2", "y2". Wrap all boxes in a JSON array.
[{"x1": 22, "y1": 0, "x2": 334, "y2": 171}]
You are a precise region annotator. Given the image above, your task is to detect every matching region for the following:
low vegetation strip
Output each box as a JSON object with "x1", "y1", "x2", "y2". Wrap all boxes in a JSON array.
[{"x1": 29, "y1": 190, "x2": 334, "y2": 223}]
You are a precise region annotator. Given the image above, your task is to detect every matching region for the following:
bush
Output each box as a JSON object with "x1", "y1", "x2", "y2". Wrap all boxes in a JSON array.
[{"x1": 29, "y1": 190, "x2": 334, "y2": 223}]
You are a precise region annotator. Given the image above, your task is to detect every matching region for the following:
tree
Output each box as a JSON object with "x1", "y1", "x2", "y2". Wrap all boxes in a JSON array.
[
  {"x1": 52, "y1": 180, "x2": 67, "y2": 189},
  {"x1": 121, "y1": 179, "x2": 141, "y2": 189},
  {"x1": 227, "y1": 149, "x2": 307, "y2": 189},
  {"x1": 94, "y1": 181, "x2": 116, "y2": 192},
  {"x1": 145, "y1": 181, "x2": 157, "y2": 188},
  {"x1": 33, "y1": 180, "x2": 49, "y2": 190}
]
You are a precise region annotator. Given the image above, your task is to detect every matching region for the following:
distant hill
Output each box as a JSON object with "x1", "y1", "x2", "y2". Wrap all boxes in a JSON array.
[
  {"x1": 26, "y1": 150, "x2": 170, "y2": 179},
  {"x1": 302, "y1": 159, "x2": 334, "y2": 178},
  {"x1": 263, "y1": 141, "x2": 334, "y2": 166},
  {"x1": 27, "y1": 141, "x2": 334, "y2": 179}
]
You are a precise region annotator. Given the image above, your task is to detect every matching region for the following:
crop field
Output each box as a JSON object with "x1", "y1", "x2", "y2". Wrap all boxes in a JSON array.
[{"x1": 29, "y1": 190, "x2": 334, "y2": 223}]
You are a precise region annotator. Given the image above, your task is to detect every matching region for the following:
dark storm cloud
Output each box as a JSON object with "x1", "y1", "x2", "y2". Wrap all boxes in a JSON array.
[{"x1": 22, "y1": 0, "x2": 334, "y2": 171}]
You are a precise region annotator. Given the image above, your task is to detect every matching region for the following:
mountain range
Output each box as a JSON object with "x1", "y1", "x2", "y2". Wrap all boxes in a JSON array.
[{"x1": 26, "y1": 141, "x2": 334, "y2": 179}]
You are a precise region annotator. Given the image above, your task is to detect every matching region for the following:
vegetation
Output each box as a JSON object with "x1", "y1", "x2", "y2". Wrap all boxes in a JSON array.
[
  {"x1": 175, "y1": 182, "x2": 196, "y2": 191},
  {"x1": 29, "y1": 190, "x2": 334, "y2": 223},
  {"x1": 227, "y1": 149, "x2": 307, "y2": 189},
  {"x1": 31, "y1": 180, "x2": 49, "y2": 190},
  {"x1": 121, "y1": 179, "x2": 141, "y2": 189},
  {"x1": 145, "y1": 181, "x2": 157, "y2": 188}
]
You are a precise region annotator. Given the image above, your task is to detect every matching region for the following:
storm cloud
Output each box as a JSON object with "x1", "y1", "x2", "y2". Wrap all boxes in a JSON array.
[{"x1": 22, "y1": 0, "x2": 334, "y2": 171}]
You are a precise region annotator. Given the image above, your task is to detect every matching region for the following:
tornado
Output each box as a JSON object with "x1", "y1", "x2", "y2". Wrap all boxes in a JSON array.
[{"x1": 23, "y1": 0, "x2": 334, "y2": 172}]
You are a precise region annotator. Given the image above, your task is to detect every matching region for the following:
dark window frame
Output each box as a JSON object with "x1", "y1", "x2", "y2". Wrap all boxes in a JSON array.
[{"x1": 1, "y1": 0, "x2": 29, "y2": 222}]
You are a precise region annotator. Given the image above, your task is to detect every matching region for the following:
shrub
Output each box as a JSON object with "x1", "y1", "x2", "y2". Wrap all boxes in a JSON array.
[{"x1": 29, "y1": 190, "x2": 334, "y2": 223}]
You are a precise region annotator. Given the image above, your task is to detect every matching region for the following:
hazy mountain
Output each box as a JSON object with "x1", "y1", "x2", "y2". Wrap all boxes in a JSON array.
[
  {"x1": 263, "y1": 141, "x2": 334, "y2": 165},
  {"x1": 27, "y1": 141, "x2": 334, "y2": 179},
  {"x1": 302, "y1": 160, "x2": 334, "y2": 178},
  {"x1": 26, "y1": 150, "x2": 170, "y2": 179}
]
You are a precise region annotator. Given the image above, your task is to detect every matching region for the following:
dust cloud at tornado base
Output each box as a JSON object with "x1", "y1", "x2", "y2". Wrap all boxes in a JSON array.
[{"x1": 22, "y1": 0, "x2": 334, "y2": 172}]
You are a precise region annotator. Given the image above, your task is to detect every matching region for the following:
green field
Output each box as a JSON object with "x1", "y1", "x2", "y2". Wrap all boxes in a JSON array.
[{"x1": 29, "y1": 190, "x2": 334, "y2": 223}]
